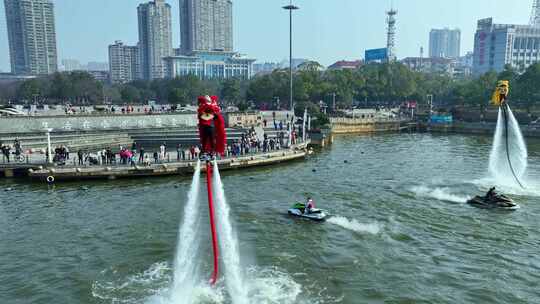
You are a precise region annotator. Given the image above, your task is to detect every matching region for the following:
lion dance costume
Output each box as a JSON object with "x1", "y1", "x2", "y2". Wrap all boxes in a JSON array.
[{"x1": 197, "y1": 95, "x2": 226, "y2": 157}]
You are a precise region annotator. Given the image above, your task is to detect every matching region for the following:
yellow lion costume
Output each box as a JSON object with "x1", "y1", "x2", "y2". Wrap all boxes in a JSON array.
[{"x1": 491, "y1": 80, "x2": 509, "y2": 106}]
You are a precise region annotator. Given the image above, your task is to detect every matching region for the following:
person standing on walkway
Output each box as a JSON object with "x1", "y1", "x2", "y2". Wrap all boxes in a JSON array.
[
  {"x1": 194, "y1": 145, "x2": 200, "y2": 159},
  {"x1": 159, "y1": 143, "x2": 166, "y2": 162},
  {"x1": 13, "y1": 138, "x2": 22, "y2": 158},
  {"x1": 139, "y1": 146, "x2": 145, "y2": 164},
  {"x1": 101, "y1": 149, "x2": 106, "y2": 164},
  {"x1": 77, "y1": 149, "x2": 84, "y2": 165},
  {"x1": 97, "y1": 150, "x2": 103, "y2": 165},
  {"x1": 189, "y1": 146, "x2": 195, "y2": 159},
  {"x1": 176, "y1": 144, "x2": 182, "y2": 161},
  {"x1": 64, "y1": 146, "x2": 70, "y2": 160},
  {"x1": 1, "y1": 144, "x2": 11, "y2": 163}
]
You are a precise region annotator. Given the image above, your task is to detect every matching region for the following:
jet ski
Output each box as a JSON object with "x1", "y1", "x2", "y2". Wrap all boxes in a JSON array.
[
  {"x1": 467, "y1": 193, "x2": 519, "y2": 210},
  {"x1": 288, "y1": 203, "x2": 328, "y2": 221}
]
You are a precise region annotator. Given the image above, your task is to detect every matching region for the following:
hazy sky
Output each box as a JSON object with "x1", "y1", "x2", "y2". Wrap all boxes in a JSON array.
[{"x1": 0, "y1": 0, "x2": 533, "y2": 72}]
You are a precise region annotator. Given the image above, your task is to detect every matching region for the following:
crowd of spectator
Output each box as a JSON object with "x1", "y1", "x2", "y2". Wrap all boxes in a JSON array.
[
  {"x1": 63, "y1": 104, "x2": 186, "y2": 116},
  {"x1": 0, "y1": 139, "x2": 23, "y2": 163},
  {"x1": 1, "y1": 127, "x2": 300, "y2": 166}
]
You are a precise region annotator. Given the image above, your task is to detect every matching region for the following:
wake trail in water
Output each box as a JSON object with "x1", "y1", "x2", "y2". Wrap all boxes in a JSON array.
[
  {"x1": 212, "y1": 162, "x2": 249, "y2": 304},
  {"x1": 411, "y1": 186, "x2": 470, "y2": 203},
  {"x1": 488, "y1": 106, "x2": 528, "y2": 188},
  {"x1": 170, "y1": 160, "x2": 202, "y2": 304},
  {"x1": 327, "y1": 216, "x2": 381, "y2": 234}
]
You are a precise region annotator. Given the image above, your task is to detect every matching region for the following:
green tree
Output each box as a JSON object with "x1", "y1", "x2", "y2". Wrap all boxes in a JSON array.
[
  {"x1": 121, "y1": 85, "x2": 141, "y2": 103},
  {"x1": 104, "y1": 86, "x2": 122, "y2": 104},
  {"x1": 221, "y1": 78, "x2": 241, "y2": 105},
  {"x1": 514, "y1": 63, "x2": 540, "y2": 111},
  {"x1": 18, "y1": 79, "x2": 44, "y2": 101},
  {"x1": 237, "y1": 101, "x2": 250, "y2": 112},
  {"x1": 168, "y1": 87, "x2": 185, "y2": 104}
]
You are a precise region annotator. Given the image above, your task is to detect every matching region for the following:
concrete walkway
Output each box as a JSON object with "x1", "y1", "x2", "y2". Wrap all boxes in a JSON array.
[{"x1": 26, "y1": 142, "x2": 309, "y2": 182}]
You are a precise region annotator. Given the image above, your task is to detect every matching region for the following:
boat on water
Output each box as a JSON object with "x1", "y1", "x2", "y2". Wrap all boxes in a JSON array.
[
  {"x1": 288, "y1": 203, "x2": 328, "y2": 221},
  {"x1": 467, "y1": 193, "x2": 519, "y2": 210}
]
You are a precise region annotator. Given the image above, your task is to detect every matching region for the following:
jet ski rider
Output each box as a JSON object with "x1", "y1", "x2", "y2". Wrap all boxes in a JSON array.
[
  {"x1": 304, "y1": 198, "x2": 315, "y2": 214},
  {"x1": 486, "y1": 187, "x2": 497, "y2": 200}
]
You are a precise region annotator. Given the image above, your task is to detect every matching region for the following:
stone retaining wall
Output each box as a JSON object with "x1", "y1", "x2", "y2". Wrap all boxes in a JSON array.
[
  {"x1": 330, "y1": 117, "x2": 402, "y2": 134},
  {"x1": 0, "y1": 113, "x2": 198, "y2": 134},
  {"x1": 428, "y1": 122, "x2": 540, "y2": 138}
]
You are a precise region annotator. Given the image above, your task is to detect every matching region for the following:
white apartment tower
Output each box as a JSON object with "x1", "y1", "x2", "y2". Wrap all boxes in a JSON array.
[
  {"x1": 179, "y1": 0, "x2": 233, "y2": 54},
  {"x1": 138, "y1": 0, "x2": 173, "y2": 80},
  {"x1": 108, "y1": 41, "x2": 140, "y2": 84}
]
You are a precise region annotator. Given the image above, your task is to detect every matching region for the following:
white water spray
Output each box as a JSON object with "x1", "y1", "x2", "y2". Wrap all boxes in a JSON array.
[
  {"x1": 327, "y1": 216, "x2": 381, "y2": 234},
  {"x1": 212, "y1": 162, "x2": 249, "y2": 304},
  {"x1": 411, "y1": 185, "x2": 470, "y2": 203},
  {"x1": 488, "y1": 106, "x2": 528, "y2": 187},
  {"x1": 170, "y1": 160, "x2": 202, "y2": 304}
]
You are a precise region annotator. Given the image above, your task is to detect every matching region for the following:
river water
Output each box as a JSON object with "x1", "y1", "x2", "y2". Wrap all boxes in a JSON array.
[{"x1": 1, "y1": 133, "x2": 540, "y2": 304}]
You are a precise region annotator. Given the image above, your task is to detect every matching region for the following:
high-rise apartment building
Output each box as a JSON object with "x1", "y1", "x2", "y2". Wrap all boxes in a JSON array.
[
  {"x1": 4, "y1": 0, "x2": 58, "y2": 75},
  {"x1": 429, "y1": 28, "x2": 461, "y2": 59},
  {"x1": 179, "y1": 0, "x2": 233, "y2": 54},
  {"x1": 473, "y1": 18, "x2": 540, "y2": 75},
  {"x1": 138, "y1": 0, "x2": 173, "y2": 80},
  {"x1": 108, "y1": 41, "x2": 140, "y2": 84}
]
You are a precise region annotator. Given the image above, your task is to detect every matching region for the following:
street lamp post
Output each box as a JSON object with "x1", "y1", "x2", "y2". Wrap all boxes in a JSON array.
[
  {"x1": 283, "y1": 1, "x2": 299, "y2": 116},
  {"x1": 45, "y1": 128, "x2": 53, "y2": 165}
]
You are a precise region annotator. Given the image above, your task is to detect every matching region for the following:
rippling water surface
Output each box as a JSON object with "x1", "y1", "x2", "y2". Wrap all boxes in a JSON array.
[{"x1": 1, "y1": 133, "x2": 540, "y2": 304}]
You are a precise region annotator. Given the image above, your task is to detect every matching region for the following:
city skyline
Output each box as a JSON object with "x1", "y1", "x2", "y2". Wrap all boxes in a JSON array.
[{"x1": 0, "y1": 0, "x2": 532, "y2": 73}]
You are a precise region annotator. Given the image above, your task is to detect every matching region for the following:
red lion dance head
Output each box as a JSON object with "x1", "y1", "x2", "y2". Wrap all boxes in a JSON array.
[{"x1": 197, "y1": 95, "x2": 226, "y2": 156}]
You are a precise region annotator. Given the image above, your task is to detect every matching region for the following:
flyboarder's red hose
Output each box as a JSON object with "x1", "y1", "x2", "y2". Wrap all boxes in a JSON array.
[{"x1": 206, "y1": 162, "x2": 219, "y2": 285}]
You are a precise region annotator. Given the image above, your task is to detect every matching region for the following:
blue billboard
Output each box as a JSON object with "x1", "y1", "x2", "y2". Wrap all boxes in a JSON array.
[{"x1": 365, "y1": 48, "x2": 388, "y2": 62}]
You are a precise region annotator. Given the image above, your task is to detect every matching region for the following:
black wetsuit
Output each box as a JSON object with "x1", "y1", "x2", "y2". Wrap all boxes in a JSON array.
[{"x1": 486, "y1": 188, "x2": 497, "y2": 201}]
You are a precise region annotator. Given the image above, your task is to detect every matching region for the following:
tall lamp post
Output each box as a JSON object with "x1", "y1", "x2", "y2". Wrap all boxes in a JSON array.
[
  {"x1": 283, "y1": 1, "x2": 299, "y2": 117},
  {"x1": 45, "y1": 128, "x2": 53, "y2": 165}
]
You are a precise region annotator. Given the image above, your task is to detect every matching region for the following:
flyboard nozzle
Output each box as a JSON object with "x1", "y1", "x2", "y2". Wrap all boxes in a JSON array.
[{"x1": 206, "y1": 159, "x2": 219, "y2": 285}]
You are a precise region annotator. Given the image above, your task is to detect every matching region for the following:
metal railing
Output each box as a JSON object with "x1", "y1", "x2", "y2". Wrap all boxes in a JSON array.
[{"x1": 0, "y1": 139, "x2": 307, "y2": 168}]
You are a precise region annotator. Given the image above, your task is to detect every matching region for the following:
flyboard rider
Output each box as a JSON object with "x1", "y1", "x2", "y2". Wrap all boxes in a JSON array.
[
  {"x1": 197, "y1": 95, "x2": 227, "y2": 160},
  {"x1": 491, "y1": 80, "x2": 509, "y2": 107}
]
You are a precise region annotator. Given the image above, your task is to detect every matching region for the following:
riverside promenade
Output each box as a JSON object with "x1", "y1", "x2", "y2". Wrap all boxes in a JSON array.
[{"x1": 1, "y1": 142, "x2": 309, "y2": 182}]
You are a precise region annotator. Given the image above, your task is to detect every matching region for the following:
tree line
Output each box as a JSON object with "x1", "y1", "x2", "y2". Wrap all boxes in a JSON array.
[{"x1": 2, "y1": 62, "x2": 540, "y2": 114}]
